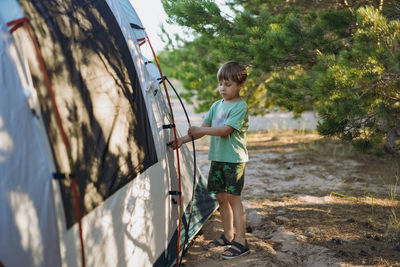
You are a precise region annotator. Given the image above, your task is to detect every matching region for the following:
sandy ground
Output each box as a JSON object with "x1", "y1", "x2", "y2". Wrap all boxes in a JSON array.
[{"x1": 181, "y1": 131, "x2": 400, "y2": 267}]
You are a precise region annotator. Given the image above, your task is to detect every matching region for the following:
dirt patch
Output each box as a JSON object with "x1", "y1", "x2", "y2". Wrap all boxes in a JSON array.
[{"x1": 182, "y1": 131, "x2": 400, "y2": 266}]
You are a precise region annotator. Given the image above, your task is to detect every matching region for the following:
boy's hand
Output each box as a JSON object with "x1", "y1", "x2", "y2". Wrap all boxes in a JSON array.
[
  {"x1": 167, "y1": 138, "x2": 183, "y2": 150},
  {"x1": 188, "y1": 126, "x2": 202, "y2": 137}
]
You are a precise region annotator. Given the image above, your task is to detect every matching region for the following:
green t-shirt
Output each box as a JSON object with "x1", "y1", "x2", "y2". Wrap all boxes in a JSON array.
[{"x1": 203, "y1": 99, "x2": 248, "y2": 163}]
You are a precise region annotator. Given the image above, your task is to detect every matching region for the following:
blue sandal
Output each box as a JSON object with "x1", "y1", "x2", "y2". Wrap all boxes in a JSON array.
[
  {"x1": 206, "y1": 234, "x2": 232, "y2": 249},
  {"x1": 221, "y1": 240, "x2": 250, "y2": 259}
]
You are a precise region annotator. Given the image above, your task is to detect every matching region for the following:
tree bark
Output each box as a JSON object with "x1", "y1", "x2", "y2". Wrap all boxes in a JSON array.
[{"x1": 384, "y1": 127, "x2": 400, "y2": 153}]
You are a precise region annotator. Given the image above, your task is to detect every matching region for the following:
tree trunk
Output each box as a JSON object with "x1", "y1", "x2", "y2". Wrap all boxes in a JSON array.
[{"x1": 384, "y1": 127, "x2": 400, "y2": 153}]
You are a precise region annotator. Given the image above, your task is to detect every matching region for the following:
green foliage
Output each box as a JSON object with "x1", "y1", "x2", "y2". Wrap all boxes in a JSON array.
[{"x1": 159, "y1": 0, "x2": 400, "y2": 152}]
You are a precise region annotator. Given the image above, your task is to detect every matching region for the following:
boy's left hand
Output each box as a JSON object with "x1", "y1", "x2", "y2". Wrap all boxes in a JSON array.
[{"x1": 167, "y1": 138, "x2": 183, "y2": 150}]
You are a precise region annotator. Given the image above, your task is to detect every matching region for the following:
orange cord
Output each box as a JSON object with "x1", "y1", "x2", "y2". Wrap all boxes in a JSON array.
[
  {"x1": 7, "y1": 18, "x2": 85, "y2": 267},
  {"x1": 146, "y1": 36, "x2": 183, "y2": 267},
  {"x1": 7, "y1": 18, "x2": 70, "y2": 149}
]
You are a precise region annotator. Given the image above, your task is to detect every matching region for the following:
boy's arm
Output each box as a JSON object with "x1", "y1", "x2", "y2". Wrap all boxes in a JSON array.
[
  {"x1": 168, "y1": 122, "x2": 210, "y2": 150},
  {"x1": 188, "y1": 124, "x2": 234, "y2": 137}
]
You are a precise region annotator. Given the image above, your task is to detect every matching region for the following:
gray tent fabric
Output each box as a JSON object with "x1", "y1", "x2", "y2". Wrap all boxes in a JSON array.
[
  {"x1": 0, "y1": 0, "x2": 218, "y2": 266},
  {"x1": 0, "y1": 15, "x2": 61, "y2": 267}
]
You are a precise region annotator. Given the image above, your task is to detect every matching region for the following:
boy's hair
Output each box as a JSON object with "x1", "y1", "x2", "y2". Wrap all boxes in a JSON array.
[{"x1": 217, "y1": 61, "x2": 247, "y2": 85}]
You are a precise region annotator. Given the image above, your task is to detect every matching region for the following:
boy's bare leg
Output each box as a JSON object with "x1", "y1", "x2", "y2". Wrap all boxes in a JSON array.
[
  {"x1": 216, "y1": 192, "x2": 234, "y2": 242},
  {"x1": 228, "y1": 194, "x2": 246, "y2": 246}
]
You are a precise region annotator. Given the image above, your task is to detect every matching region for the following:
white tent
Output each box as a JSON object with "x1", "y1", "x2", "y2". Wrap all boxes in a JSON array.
[{"x1": 0, "y1": 0, "x2": 217, "y2": 266}]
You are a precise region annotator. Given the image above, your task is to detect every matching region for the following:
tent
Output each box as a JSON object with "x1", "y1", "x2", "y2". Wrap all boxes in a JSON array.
[{"x1": 0, "y1": 0, "x2": 218, "y2": 266}]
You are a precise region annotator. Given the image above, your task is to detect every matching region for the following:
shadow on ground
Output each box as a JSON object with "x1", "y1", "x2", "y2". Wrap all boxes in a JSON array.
[{"x1": 182, "y1": 131, "x2": 400, "y2": 267}]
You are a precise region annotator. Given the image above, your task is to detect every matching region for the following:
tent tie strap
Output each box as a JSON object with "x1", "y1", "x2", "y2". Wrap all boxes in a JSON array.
[
  {"x1": 169, "y1": 191, "x2": 182, "y2": 196},
  {"x1": 53, "y1": 172, "x2": 75, "y2": 179},
  {"x1": 163, "y1": 124, "x2": 175, "y2": 129},
  {"x1": 129, "y1": 23, "x2": 145, "y2": 30},
  {"x1": 169, "y1": 191, "x2": 181, "y2": 205},
  {"x1": 157, "y1": 76, "x2": 167, "y2": 84},
  {"x1": 136, "y1": 38, "x2": 146, "y2": 46}
]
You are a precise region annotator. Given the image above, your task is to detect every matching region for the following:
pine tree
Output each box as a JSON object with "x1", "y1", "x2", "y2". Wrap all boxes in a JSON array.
[{"x1": 159, "y1": 0, "x2": 400, "y2": 153}]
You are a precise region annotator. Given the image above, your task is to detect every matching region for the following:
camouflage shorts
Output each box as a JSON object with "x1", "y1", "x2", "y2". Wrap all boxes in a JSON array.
[{"x1": 207, "y1": 161, "x2": 246, "y2": 196}]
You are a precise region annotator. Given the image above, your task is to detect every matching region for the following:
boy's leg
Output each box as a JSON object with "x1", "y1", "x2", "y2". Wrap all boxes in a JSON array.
[
  {"x1": 221, "y1": 194, "x2": 249, "y2": 259},
  {"x1": 228, "y1": 194, "x2": 246, "y2": 245},
  {"x1": 216, "y1": 192, "x2": 234, "y2": 242}
]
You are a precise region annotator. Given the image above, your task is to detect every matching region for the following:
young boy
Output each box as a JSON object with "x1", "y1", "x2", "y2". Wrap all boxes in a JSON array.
[{"x1": 170, "y1": 61, "x2": 250, "y2": 259}]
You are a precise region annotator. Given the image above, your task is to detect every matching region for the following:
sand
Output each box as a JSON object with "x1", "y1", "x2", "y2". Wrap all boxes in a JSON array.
[{"x1": 181, "y1": 131, "x2": 400, "y2": 267}]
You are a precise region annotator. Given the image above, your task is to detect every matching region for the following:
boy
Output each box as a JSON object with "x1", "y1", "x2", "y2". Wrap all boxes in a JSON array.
[{"x1": 170, "y1": 61, "x2": 249, "y2": 259}]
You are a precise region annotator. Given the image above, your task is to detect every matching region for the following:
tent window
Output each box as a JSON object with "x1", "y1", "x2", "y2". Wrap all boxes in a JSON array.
[{"x1": 21, "y1": 0, "x2": 158, "y2": 228}]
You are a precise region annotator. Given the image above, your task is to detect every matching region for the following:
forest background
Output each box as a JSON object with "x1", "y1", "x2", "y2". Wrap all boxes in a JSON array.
[{"x1": 158, "y1": 0, "x2": 400, "y2": 154}]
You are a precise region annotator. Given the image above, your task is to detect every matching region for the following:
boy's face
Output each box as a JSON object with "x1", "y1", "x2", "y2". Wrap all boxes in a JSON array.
[{"x1": 218, "y1": 79, "x2": 243, "y2": 102}]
